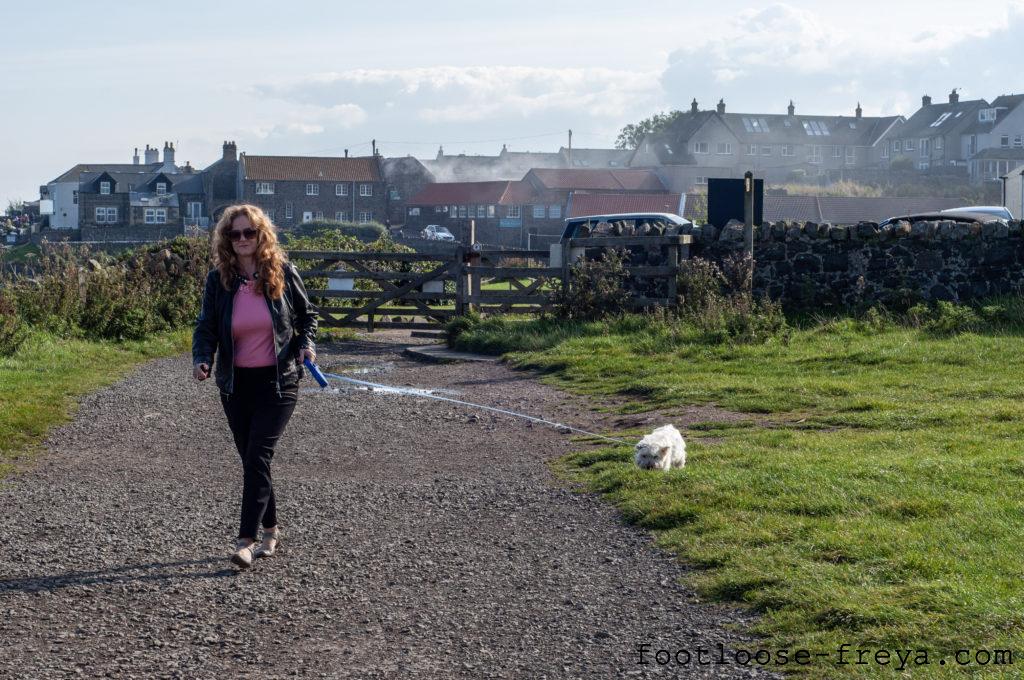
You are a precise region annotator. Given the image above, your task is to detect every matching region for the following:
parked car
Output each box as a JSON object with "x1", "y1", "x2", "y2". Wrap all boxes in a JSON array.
[
  {"x1": 421, "y1": 224, "x2": 455, "y2": 241},
  {"x1": 559, "y1": 212, "x2": 690, "y2": 243},
  {"x1": 877, "y1": 210, "x2": 1003, "y2": 228},
  {"x1": 940, "y1": 205, "x2": 1014, "y2": 220}
]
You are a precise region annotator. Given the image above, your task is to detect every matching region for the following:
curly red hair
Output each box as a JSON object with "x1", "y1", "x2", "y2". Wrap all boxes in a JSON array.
[{"x1": 211, "y1": 204, "x2": 287, "y2": 299}]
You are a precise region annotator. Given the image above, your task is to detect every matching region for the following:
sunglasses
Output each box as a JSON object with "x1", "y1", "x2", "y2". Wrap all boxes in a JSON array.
[{"x1": 227, "y1": 228, "x2": 258, "y2": 242}]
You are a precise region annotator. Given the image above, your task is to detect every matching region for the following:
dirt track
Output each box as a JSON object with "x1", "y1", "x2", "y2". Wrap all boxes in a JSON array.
[{"x1": 0, "y1": 335, "x2": 780, "y2": 679}]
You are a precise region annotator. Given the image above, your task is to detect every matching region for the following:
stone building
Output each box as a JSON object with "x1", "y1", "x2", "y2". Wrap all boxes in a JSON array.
[{"x1": 238, "y1": 154, "x2": 386, "y2": 227}]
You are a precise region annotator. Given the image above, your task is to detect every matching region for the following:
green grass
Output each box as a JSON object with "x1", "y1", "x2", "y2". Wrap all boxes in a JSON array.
[
  {"x1": 0, "y1": 329, "x2": 191, "y2": 479},
  {"x1": 454, "y1": 313, "x2": 1024, "y2": 677}
]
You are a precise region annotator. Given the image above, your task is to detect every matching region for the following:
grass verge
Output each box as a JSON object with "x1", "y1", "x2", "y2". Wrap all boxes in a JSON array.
[
  {"x1": 453, "y1": 312, "x2": 1024, "y2": 678},
  {"x1": 0, "y1": 328, "x2": 191, "y2": 479}
]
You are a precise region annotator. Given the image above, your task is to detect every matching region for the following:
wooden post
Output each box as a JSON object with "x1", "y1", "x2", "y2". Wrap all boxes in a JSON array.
[
  {"x1": 743, "y1": 171, "x2": 755, "y2": 293},
  {"x1": 455, "y1": 246, "x2": 466, "y2": 316},
  {"x1": 666, "y1": 243, "x2": 679, "y2": 305}
]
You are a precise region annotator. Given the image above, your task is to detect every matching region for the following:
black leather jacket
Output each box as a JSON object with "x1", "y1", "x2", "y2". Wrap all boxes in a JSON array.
[{"x1": 192, "y1": 263, "x2": 319, "y2": 396}]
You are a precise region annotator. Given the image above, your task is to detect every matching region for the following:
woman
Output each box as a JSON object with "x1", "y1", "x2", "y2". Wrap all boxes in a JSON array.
[{"x1": 192, "y1": 204, "x2": 318, "y2": 569}]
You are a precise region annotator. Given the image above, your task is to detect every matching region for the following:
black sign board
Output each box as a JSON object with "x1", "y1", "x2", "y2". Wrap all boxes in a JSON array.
[{"x1": 707, "y1": 177, "x2": 764, "y2": 228}]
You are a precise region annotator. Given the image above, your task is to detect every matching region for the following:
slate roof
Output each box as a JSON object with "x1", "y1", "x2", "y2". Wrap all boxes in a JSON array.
[
  {"x1": 129, "y1": 192, "x2": 179, "y2": 208},
  {"x1": 242, "y1": 155, "x2": 381, "y2": 182},
  {"x1": 897, "y1": 99, "x2": 988, "y2": 140},
  {"x1": 971, "y1": 147, "x2": 1024, "y2": 160},
  {"x1": 760, "y1": 196, "x2": 967, "y2": 223},
  {"x1": 526, "y1": 168, "x2": 666, "y2": 192},
  {"x1": 558, "y1": 147, "x2": 634, "y2": 168},
  {"x1": 51, "y1": 163, "x2": 162, "y2": 184},
  {"x1": 79, "y1": 169, "x2": 203, "y2": 193},
  {"x1": 568, "y1": 193, "x2": 682, "y2": 217}
]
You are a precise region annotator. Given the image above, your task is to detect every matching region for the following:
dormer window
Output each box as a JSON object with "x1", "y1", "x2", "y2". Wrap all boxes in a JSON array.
[
  {"x1": 979, "y1": 108, "x2": 997, "y2": 123},
  {"x1": 100, "y1": 181, "x2": 111, "y2": 195},
  {"x1": 156, "y1": 182, "x2": 167, "y2": 194}
]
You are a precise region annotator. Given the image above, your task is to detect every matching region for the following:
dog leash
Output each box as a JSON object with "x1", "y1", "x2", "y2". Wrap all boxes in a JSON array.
[{"x1": 303, "y1": 359, "x2": 631, "y2": 446}]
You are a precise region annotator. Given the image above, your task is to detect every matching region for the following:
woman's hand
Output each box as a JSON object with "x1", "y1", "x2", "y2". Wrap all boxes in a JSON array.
[
  {"x1": 194, "y1": 363, "x2": 210, "y2": 381},
  {"x1": 299, "y1": 348, "x2": 316, "y2": 365}
]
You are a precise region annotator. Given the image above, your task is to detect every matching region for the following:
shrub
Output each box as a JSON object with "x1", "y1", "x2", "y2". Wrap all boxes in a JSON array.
[
  {"x1": 292, "y1": 220, "x2": 388, "y2": 241},
  {"x1": 0, "y1": 287, "x2": 28, "y2": 356},
  {"x1": 676, "y1": 258, "x2": 726, "y2": 312},
  {"x1": 552, "y1": 248, "x2": 630, "y2": 321}
]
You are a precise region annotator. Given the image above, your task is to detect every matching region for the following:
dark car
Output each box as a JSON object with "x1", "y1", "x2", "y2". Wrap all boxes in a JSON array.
[{"x1": 877, "y1": 210, "x2": 1004, "y2": 228}]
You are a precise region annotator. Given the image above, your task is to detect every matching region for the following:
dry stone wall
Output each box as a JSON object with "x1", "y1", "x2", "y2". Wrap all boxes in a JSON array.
[{"x1": 685, "y1": 219, "x2": 1024, "y2": 306}]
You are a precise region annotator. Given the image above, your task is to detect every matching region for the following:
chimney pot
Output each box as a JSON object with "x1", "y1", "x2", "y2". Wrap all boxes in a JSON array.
[
  {"x1": 716, "y1": 98, "x2": 726, "y2": 114},
  {"x1": 922, "y1": 94, "x2": 932, "y2": 107},
  {"x1": 691, "y1": 98, "x2": 699, "y2": 113},
  {"x1": 787, "y1": 100, "x2": 795, "y2": 116},
  {"x1": 856, "y1": 102, "x2": 863, "y2": 119},
  {"x1": 949, "y1": 88, "x2": 959, "y2": 104}
]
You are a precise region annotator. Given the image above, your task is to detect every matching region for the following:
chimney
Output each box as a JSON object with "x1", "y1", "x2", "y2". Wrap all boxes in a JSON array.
[
  {"x1": 949, "y1": 88, "x2": 959, "y2": 104},
  {"x1": 856, "y1": 102, "x2": 863, "y2": 119},
  {"x1": 222, "y1": 140, "x2": 237, "y2": 162},
  {"x1": 184, "y1": 161, "x2": 194, "y2": 174},
  {"x1": 133, "y1": 147, "x2": 140, "y2": 165},
  {"x1": 371, "y1": 139, "x2": 377, "y2": 156},
  {"x1": 691, "y1": 98, "x2": 699, "y2": 113},
  {"x1": 344, "y1": 148, "x2": 349, "y2": 158},
  {"x1": 922, "y1": 94, "x2": 932, "y2": 107},
  {"x1": 162, "y1": 141, "x2": 176, "y2": 172},
  {"x1": 144, "y1": 144, "x2": 159, "y2": 164},
  {"x1": 716, "y1": 98, "x2": 726, "y2": 114},
  {"x1": 436, "y1": 145, "x2": 444, "y2": 159},
  {"x1": 787, "y1": 100, "x2": 795, "y2": 116}
]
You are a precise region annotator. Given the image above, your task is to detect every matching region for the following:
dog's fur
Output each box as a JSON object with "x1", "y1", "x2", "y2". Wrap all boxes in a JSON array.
[{"x1": 634, "y1": 424, "x2": 686, "y2": 470}]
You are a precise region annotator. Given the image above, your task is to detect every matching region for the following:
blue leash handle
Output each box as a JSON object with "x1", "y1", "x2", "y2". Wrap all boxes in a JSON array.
[{"x1": 303, "y1": 358, "x2": 330, "y2": 388}]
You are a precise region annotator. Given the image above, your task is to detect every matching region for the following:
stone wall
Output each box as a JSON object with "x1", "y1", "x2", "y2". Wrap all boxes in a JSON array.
[
  {"x1": 686, "y1": 219, "x2": 1024, "y2": 306},
  {"x1": 80, "y1": 224, "x2": 185, "y2": 242}
]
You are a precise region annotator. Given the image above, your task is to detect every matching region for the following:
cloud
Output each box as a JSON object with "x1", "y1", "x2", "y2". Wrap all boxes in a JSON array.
[{"x1": 661, "y1": 2, "x2": 1024, "y2": 117}]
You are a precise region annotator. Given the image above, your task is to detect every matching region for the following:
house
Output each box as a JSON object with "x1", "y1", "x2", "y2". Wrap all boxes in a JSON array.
[
  {"x1": 238, "y1": 154, "x2": 386, "y2": 226},
  {"x1": 558, "y1": 147, "x2": 634, "y2": 169},
  {"x1": 404, "y1": 181, "x2": 532, "y2": 247},
  {"x1": 567, "y1": 192, "x2": 683, "y2": 217},
  {"x1": 202, "y1": 141, "x2": 242, "y2": 223},
  {"x1": 879, "y1": 90, "x2": 987, "y2": 174},
  {"x1": 422, "y1": 144, "x2": 565, "y2": 182},
  {"x1": 78, "y1": 146, "x2": 205, "y2": 233},
  {"x1": 380, "y1": 156, "x2": 435, "y2": 226},
  {"x1": 961, "y1": 94, "x2": 1024, "y2": 182},
  {"x1": 630, "y1": 98, "x2": 903, "y2": 190},
  {"x1": 42, "y1": 144, "x2": 166, "y2": 229}
]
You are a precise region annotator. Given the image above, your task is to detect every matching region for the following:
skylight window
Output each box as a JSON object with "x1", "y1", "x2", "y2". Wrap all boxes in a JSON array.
[
  {"x1": 759, "y1": 118, "x2": 770, "y2": 132},
  {"x1": 750, "y1": 118, "x2": 761, "y2": 132},
  {"x1": 742, "y1": 117, "x2": 754, "y2": 132},
  {"x1": 818, "y1": 121, "x2": 830, "y2": 136},
  {"x1": 930, "y1": 112, "x2": 952, "y2": 127}
]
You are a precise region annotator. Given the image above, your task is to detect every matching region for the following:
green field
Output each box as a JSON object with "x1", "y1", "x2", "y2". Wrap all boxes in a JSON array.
[
  {"x1": 0, "y1": 329, "x2": 191, "y2": 479},
  {"x1": 452, "y1": 312, "x2": 1024, "y2": 677}
]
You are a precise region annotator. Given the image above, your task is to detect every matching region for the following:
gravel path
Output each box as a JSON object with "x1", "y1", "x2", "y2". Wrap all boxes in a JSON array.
[{"x1": 0, "y1": 336, "x2": 781, "y2": 679}]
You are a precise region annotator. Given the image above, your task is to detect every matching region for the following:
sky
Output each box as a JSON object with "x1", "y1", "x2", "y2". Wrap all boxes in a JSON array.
[{"x1": 2, "y1": 0, "x2": 1023, "y2": 207}]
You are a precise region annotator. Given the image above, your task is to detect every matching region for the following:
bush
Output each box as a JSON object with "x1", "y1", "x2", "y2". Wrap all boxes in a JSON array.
[
  {"x1": 908, "y1": 300, "x2": 982, "y2": 335},
  {"x1": 0, "y1": 287, "x2": 27, "y2": 356},
  {"x1": 292, "y1": 220, "x2": 388, "y2": 241},
  {"x1": 552, "y1": 249, "x2": 630, "y2": 321}
]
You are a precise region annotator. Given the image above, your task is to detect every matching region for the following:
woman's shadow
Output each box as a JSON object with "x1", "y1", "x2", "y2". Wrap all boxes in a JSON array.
[{"x1": 0, "y1": 557, "x2": 237, "y2": 594}]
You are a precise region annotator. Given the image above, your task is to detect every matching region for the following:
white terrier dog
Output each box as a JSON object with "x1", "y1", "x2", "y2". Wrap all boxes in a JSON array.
[{"x1": 634, "y1": 424, "x2": 686, "y2": 470}]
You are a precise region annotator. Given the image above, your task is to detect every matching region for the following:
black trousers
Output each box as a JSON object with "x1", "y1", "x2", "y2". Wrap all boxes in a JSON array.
[{"x1": 219, "y1": 366, "x2": 298, "y2": 539}]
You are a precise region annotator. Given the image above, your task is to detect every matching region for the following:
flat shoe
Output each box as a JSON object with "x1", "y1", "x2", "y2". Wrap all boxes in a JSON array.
[
  {"x1": 230, "y1": 542, "x2": 255, "y2": 569},
  {"x1": 255, "y1": 529, "x2": 281, "y2": 558}
]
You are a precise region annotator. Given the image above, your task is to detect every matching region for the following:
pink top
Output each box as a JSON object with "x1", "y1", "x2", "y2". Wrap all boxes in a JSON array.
[{"x1": 232, "y1": 279, "x2": 276, "y2": 367}]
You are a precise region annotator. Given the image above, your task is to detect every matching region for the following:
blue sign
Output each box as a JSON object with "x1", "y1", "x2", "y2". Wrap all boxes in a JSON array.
[{"x1": 499, "y1": 218, "x2": 522, "y2": 228}]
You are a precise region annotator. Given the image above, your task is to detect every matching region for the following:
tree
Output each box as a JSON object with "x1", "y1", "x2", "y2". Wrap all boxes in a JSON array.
[
  {"x1": 614, "y1": 110, "x2": 685, "y2": 150},
  {"x1": 6, "y1": 199, "x2": 25, "y2": 217}
]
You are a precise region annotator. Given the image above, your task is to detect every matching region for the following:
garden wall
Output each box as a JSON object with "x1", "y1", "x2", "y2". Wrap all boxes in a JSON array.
[{"x1": 687, "y1": 219, "x2": 1024, "y2": 306}]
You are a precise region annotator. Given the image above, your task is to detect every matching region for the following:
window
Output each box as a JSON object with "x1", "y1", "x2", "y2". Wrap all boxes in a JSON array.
[
  {"x1": 507, "y1": 205, "x2": 521, "y2": 219},
  {"x1": 72, "y1": 190, "x2": 78, "y2": 205},
  {"x1": 893, "y1": 140, "x2": 901, "y2": 153},
  {"x1": 881, "y1": 144, "x2": 889, "y2": 159},
  {"x1": 846, "y1": 147, "x2": 856, "y2": 164},
  {"x1": 694, "y1": 142, "x2": 709, "y2": 154},
  {"x1": 808, "y1": 145, "x2": 821, "y2": 164},
  {"x1": 100, "y1": 181, "x2": 111, "y2": 195},
  {"x1": 314, "y1": 211, "x2": 323, "y2": 220},
  {"x1": 477, "y1": 205, "x2": 486, "y2": 218},
  {"x1": 919, "y1": 139, "x2": 930, "y2": 158},
  {"x1": 457, "y1": 205, "x2": 466, "y2": 218},
  {"x1": 358, "y1": 211, "x2": 372, "y2": 223},
  {"x1": 487, "y1": 205, "x2": 495, "y2": 218},
  {"x1": 936, "y1": 137, "x2": 944, "y2": 151},
  {"x1": 904, "y1": 139, "x2": 915, "y2": 151},
  {"x1": 306, "y1": 183, "x2": 319, "y2": 196},
  {"x1": 746, "y1": 144, "x2": 757, "y2": 155},
  {"x1": 549, "y1": 204, "x2": 561, "y2": 218},
  {"x1": 434, "y1": 205, "x2": 443, "y2": 213},
  {"x1": 760, "y1": 145, "x2": 772, "y2": 155},
  {"x1": 144, "y1": 208, "x2": 166, "y2": 224},
  {"x1": 969, "y1": 135, "x2": 977, "y2": 155},
  {"x1": 929, "y1": 112, "x2": 952, "y2": 127},
  {"x1": 1015, "y1": 135, "x2": 1023, "y2": 148},
  {"x1": 979, "y1": 108, "x2": 997, "y2": 122},
  {"x1": 187, "y1": 201, "x2": 202, "y2": 218},
  {"x1": 336, "y1": 211, "x2": 348, "y2": 221},
  {"x1": 450, "y1": 204, "x2": 457, "y2": 215},
  {"x1": 695, "y1": 176, "x2": 707, "y2": 185},
  {"x1": 285, "y1": 202, "x2": 293, "y2": 219},
  {"x1": 716, "y1": 142, "x2": 732, "y2": 155},
  {"x1": 782, "y1": 144, "x2": 795, "y2": 157},
  {"x1": 359, "y1": 184, "x2": 372, "y2": 196},
  {"x1": 833, "y1": 145, "x2": 842, "y2": 159},
  {"x1": 336, "y1": 183, "x2": 349, "y2": 196},
  {"x1": 532, "y1": 205, "x2": 546, "y2": 218},
  {"x1": 95, "y1": 207, "x2": 117, "y2": 223},
  {"x1": 156, "y1": 182, "x2": 167, "y2": 194},
  {"x1": 918, "y1": 161, "x2": 930, "y2": 171},
  {"x1": 255, "y1": 182, "x2": 274, "y2": 194},
  {"x1": 1001, "y1": 135, "x2": 1011, "y2": 148}
]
